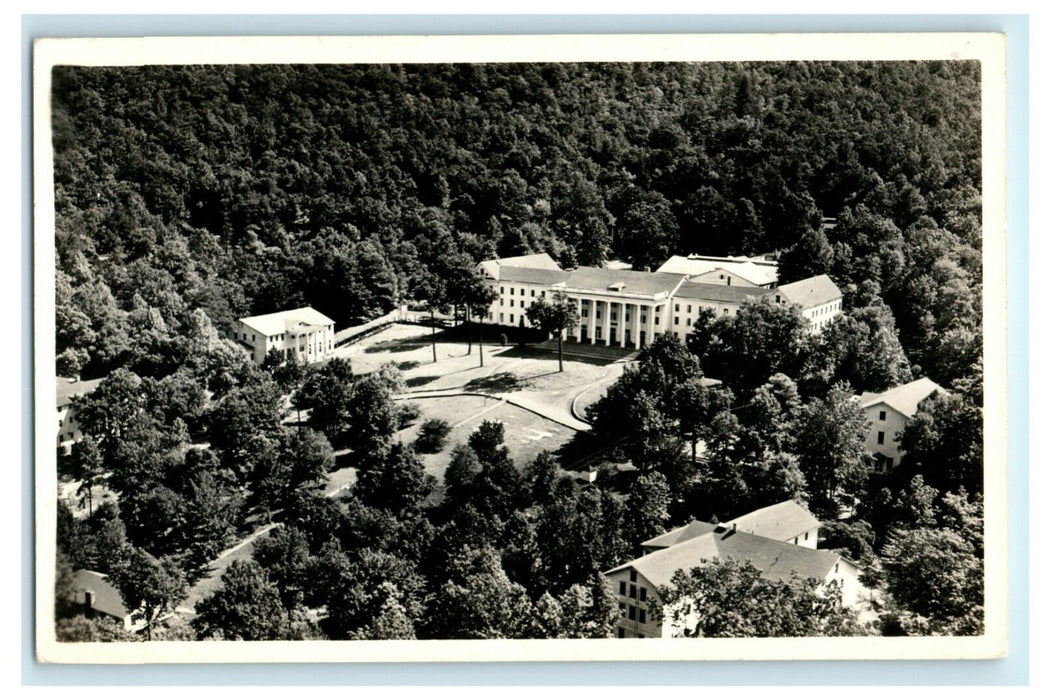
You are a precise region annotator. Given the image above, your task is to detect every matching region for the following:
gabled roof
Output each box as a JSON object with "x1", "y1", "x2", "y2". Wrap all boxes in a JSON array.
[
  {"x1": 673, "y1": 280, "x2": 770, "y2": 304},
  {"x1": 656, "y1": 255, "x2": 779, "y2": 287},
  {"x1": 239, "y1": 307, "x2": 335, "y2": 337},
  {"x1": 723, "y1": 500, "x2": 821, "y2": 543},
  {"x1": 642, "y1": 519, "x2": 718, "y2": 550},
  {"x1": 70, "y1": 569, "x2": 129, "y2": 620},
  {"x1": 859, "y1": 377, "x2": 945, "y2": 419},
  {"x1": 775, "y1": 275, "x2": 843, "y2": 309},
  {"x1": 495, "y1": 253, "x2": 562, "y2": 270},
  {"x1": 564, "y1": 267, "x2": 685, "y2": 298},
  {"x1": 57, "y1": 377, "x2": 104, "y2": 409},
  {"x1": 607, "y1": 528, "x2": 841, "y2": 589},
  {"x1": 496, "y1": 265, "x2": 570, "y2": 286}
]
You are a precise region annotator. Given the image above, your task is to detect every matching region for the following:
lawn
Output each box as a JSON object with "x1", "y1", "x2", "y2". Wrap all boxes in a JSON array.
[{"x1": 396, "y1": 396, "x2": 577, "y2": 478}]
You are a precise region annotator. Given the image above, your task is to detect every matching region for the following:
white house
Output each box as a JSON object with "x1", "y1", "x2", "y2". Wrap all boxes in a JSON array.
[
  {"x1": 769, "y1": 275, "x2": 844, "y2": 333},
  {"x1": 234, "y1": 307, "x2": 335, "y2": 365},
  {"x1": 56, "y1": 377, "x2": 103, "y2": 449},
  {"x1": 603, "y1": 500, "x2": 863, "y2": 638},
  {"x1": 859, "y1": 377, "x2": 945, "y2": 472}
]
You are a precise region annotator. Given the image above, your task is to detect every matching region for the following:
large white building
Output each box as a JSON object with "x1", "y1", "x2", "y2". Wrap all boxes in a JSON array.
[
  {"x1": 858, "y1": 377, "x2": 945, "y2": 472},
  {"x1": 478, "y1": 254, "x2": 842, "y2": 347},
  {"x1": 234, "y1": 307, "x2": 335, "y2": 365},
  {"x1": 604, "y1": 500, "x2": 864, "y2": 638}
]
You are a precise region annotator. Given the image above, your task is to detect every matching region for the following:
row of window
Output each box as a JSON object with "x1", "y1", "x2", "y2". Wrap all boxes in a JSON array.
[
  {"x1": 618, "y1": 603, "x2": 647, "y2": 624},
  {"x1": 617, "y1": 580, "x2": 648, "y2": 601}
]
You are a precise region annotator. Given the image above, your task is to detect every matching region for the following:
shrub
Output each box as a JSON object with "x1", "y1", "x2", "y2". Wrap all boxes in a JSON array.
[{"x1": 415, "y1": 418, "x2": 452, "y2": 453}]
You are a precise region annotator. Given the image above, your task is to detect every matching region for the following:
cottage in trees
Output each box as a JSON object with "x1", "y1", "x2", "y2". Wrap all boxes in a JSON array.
[
  {"x1": 859, "y1": 377, "x2": 945, "y2": 472},
  {"x1": 56, "y1": 377, "x2": 103, "y2": 448},
  {"x1": 66, "y1": 569, "x2": 139, "y2": 632},
  {"x1": 603, "y1": 500, "x2": 864, "y2": 638},
  {"x1": 233, "y1": 307, "x2": 335, "y2": 366}
]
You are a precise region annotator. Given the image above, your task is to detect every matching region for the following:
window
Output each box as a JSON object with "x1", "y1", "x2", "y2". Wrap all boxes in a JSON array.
[
  {"x1": 499, "y1": 299, "x2": 503, "y2": 306},
  {"x1": 877, "y1": 431, "x2": 885, "y2": 444},
  {"x1": 629, "y1": 585, "x2": 637, "y2": 599},
  {"x1": 686, "y1": 318, "x2": 692, "y2": 327},
  {"x1": 794, "y1": 537, "x2": 799, "y2": 545},
  {"x1": 499, "y1": 313, "x2": 504, "y2": 322},
  {"x1": 879, "y1": 410, "x2": 886, "y2": 420},
  {"x1": 628, "y1": 606, "x2": 636, "y2": 620},
  {"x1": 510, "y1": 300, "x2": 514, "y2": 307},
  {"x1": 520, "y1": 300, "x2": 525, "y2": 308},
  {"x1": 674, "y1": 304, "x2": 679, "y2": 312},
  {"x1": 640, "y1": 587, "x2": 647, "y2": 601},
  {"x1": 499, "y1": 287, "x2": 504, "y2": 294},
  {"x1": 531, "y1": 290, "x2": 535, "y2": 297},
  {"x1": 804, "y1": 532, "x2": 809, "y2": 541},
  {"x1": 619, "y1": 581, "x2": 626, "y2": 595},
  {"x1": 510, "y1": 288, "x2": 514, "y2": 295},
  {"x1": 630, "y1": 571, "x2": 637, "y2": 582},
  {"x1": 509, "y1": 314, "x2": 514, "y2": 323},
  {"x1": 582, "y1": 309, "x2": 588, "y2": 317},
  {"x1": 639, "y1": 610, "x2": 646, "y2": 624},
  {"x1": 674, "y1": 317, "x2": 679, "y2": 325},
  {"x1": 617, "y1": 628, "x2": 626, "y2": 638},
  {"x1": 835, "y1": 563, "x2": 839, "y2": 573},
  {"x1": 611, "y1": 312, "x2": 617, "y2": 321},
  {"x1": 687, "y1": 305, "x2": 692, "y2": 313}
]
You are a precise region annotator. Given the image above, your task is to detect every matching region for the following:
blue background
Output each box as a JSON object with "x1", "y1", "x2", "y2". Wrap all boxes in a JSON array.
[{"x1": 21, "y1": 13, "x2": 1030, "y2": 686}]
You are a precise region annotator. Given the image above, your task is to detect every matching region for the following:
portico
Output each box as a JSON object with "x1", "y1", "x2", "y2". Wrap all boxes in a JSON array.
[{"x1": 569, "y1": 294, "x2": 662, "y2": 350}]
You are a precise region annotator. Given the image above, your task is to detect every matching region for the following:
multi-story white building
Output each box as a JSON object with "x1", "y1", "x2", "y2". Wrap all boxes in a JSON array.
[
  {"x1": 858, "y1": 377, "x2": 945, "y2": 472},
  {"x1": 234, "y1": 307, "x2": 335, "y2": 365},
  {"x1": 603, "y1": 500, "x2": 863, "y2": 638},
  {"x1": 57, "y1": 377, "x2": 103, "y2": 449},
  {"x1": 478, "y1": 255, "x2": 842, "y2": 346}
]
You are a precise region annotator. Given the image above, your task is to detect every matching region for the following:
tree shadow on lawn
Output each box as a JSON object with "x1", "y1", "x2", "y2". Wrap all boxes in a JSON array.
[
  {"x1": 406, "y1": 375, "x2": 440, "y2": 388},
  {"x1": 464, "y1": 372, "x2": 523, "y2": 393},
  {"x1": 555, "y1": 429, "x2": 616, "y2": 471},
  {"x1": 396, "y1": 360, "x2": 422, "y2": 371},
  {"x1": 363, "y1": 338, "x2": 430, "y2": 354},
  {"x1": 496, "y1": 344, "x2": 621, "y2": 367}
]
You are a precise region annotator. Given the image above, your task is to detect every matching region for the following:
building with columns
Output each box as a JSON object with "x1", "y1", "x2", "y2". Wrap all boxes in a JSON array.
[
  {"x1": 478, "y1": 255, "x2": 842, "y2": 347},
  {"x1": 234, "y1": 307, "x2": 335, "y2": 365}
]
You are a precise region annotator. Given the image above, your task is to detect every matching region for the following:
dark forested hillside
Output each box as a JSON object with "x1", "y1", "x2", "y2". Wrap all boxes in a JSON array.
[{"x1": 53, "y1": 61, "x2": 981, "y2": 385}]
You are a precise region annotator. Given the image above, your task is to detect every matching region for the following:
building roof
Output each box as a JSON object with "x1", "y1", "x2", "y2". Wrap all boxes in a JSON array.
[
  {"x1": 494, "y1": 253, "x2": 562, "y2": 270},
  {"x1": 607, "y1": 528, "x2": 841, "y2": 589},
  {"x1": 859, "y1": 377, "x2": 945, "y2": 419},
  {"x1": 563, "y1": 267, "x2": 686, "y2": 298},
  {"x1": 641, "y1": 519, "x2": 718, "y2": 550},
  {"x1": 673, "y1": 280, "x2": 770, "y2": 304},
  {"x1": 775, "y1": 275, "x2": 843, "y2": 309},
  {"x1": 656, "y1": 255, "x2": 779, "y2": 287},
  {"x1": 70, "y1": 569, "x2": 129, "y2": 620},
  {"x1": 723, "y1": 500, "x2": 822, "y2": 543},
  {"x1": 56, "y1": 377, "x2": 104, "y2": 409},
  {"x1": 239, "y1": 307, "x2": 335, "y2": 337},
  {"x1": 496, "y1": 265, "x2": 570, "y2": 286}
]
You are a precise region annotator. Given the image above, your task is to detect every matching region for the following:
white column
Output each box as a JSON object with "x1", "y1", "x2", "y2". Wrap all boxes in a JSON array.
[
  {"x1": 631, "y1": 302, "x2": 641, "y2": 350},
  {"x1": 601, "y1": 300, "x2": 612, "y2": 346},
  {"x1": 587, "y1": 298, "x2": 597, "y2": 343},
  {"x1": 571, "y1": 296, "x2": 582, "y2": 342},
  {"x1": 613, "y1": 300, "x2": 621, "y2": 348},
  {"x1": 648, "y1": 304, "x2": 657, "y2": 345}
]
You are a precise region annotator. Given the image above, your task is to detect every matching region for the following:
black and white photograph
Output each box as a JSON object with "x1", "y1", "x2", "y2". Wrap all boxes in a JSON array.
[{"x1": 33, "y1": 33, "x2": 1007, "y2": 663}]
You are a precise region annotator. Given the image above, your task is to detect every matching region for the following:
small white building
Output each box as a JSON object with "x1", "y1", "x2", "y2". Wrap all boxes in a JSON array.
[
  {"x1": 234, "y1": 307, "x2": 335, "y2": 365},
  {"x1": 859, "y1": 377, "x2": 945, "y2": 472},
  {"x1": 56, "y1": 377, "x2": 103, "y2": 449},
  {"x1": 67, "y1": 569, "x2": 139, "y2": 631},
  {"x1": 769, "y1": 274, "x2": 844, "y2": 334}
]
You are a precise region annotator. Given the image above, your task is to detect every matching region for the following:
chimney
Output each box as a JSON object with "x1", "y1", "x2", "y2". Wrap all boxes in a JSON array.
[{"x1": 84, "y1": 589, "x2": 96, "y2": 612}]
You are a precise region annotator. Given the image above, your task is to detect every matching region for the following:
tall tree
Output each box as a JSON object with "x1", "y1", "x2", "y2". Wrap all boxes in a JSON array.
[
  {"x1": 525, "y1": 291, "x2": 580, "y2": 372},
  {"x1": 192, "y1": 560, "x2": 288, "y2": 640}
]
